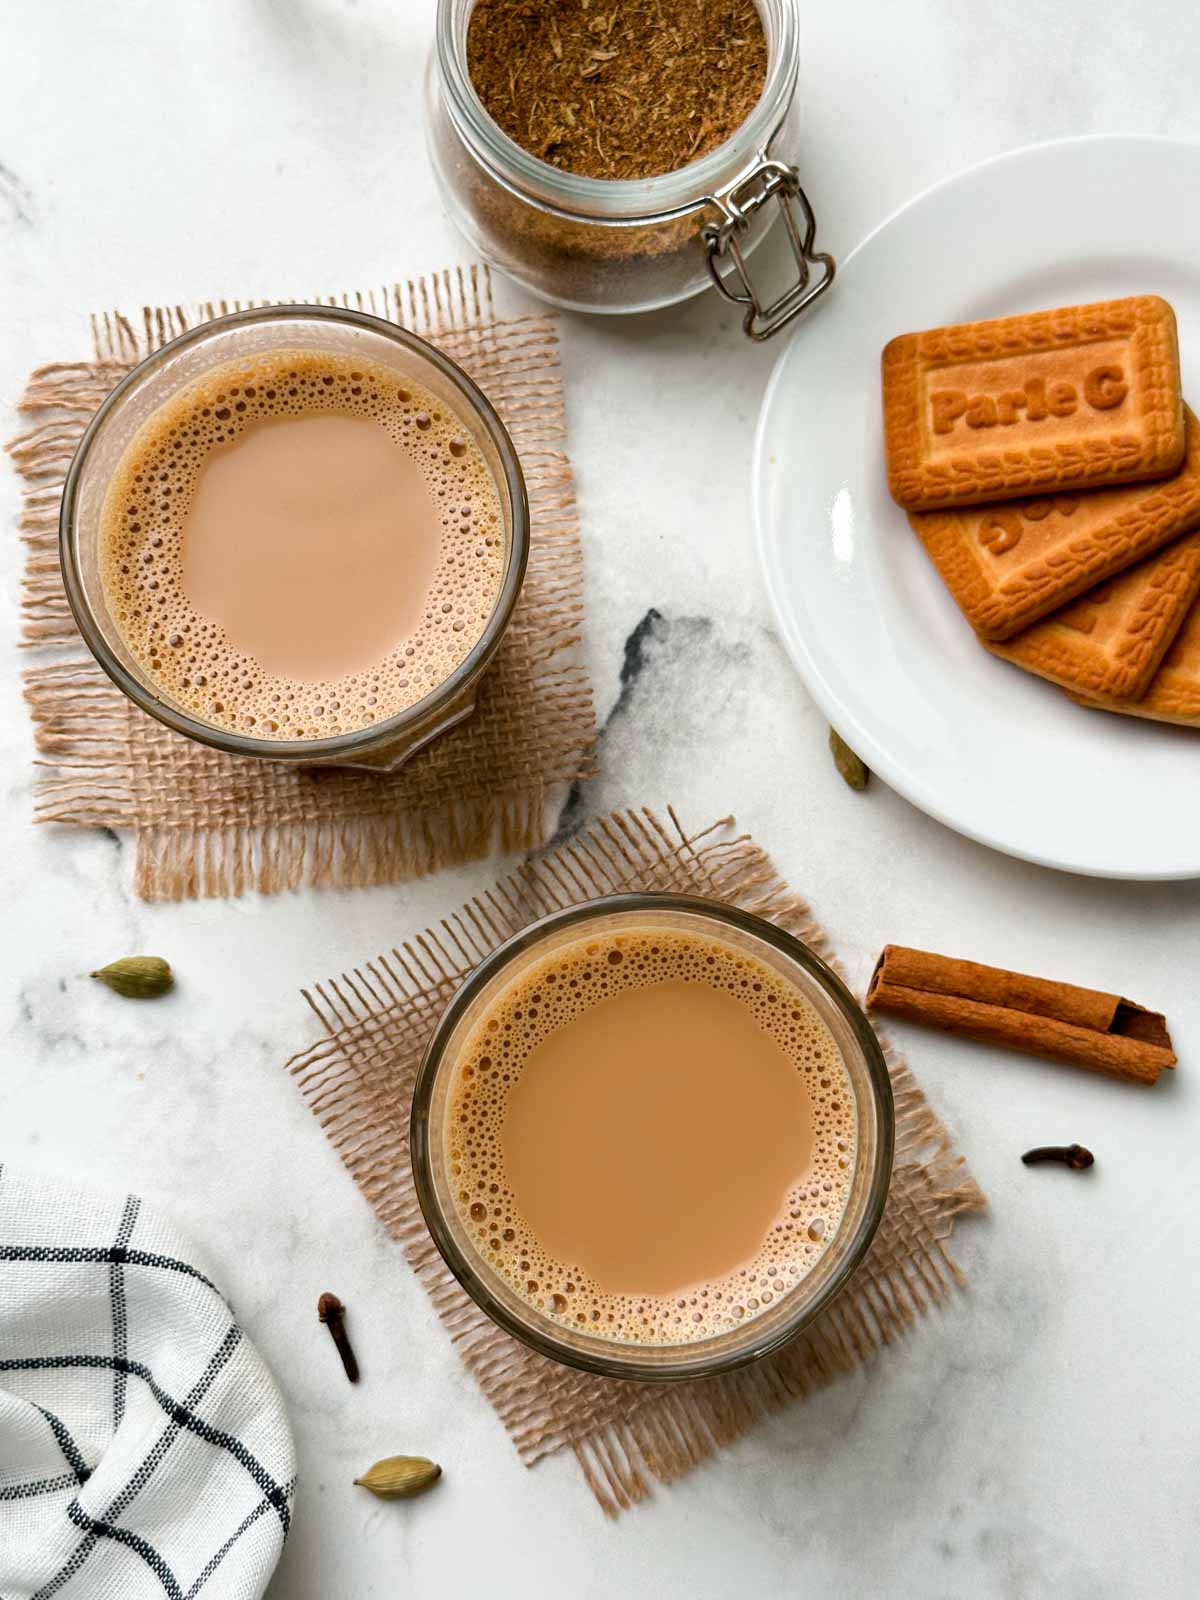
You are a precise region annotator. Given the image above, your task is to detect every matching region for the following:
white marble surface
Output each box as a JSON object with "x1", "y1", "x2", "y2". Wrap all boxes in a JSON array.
[{"x1": 3, "y1": 2, "x2": 1200, "y2": 1595}]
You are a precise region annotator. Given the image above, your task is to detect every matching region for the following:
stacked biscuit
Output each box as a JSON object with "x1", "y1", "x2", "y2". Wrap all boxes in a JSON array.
[{"x1": 882, "y1": 295, "x2": 1200, "y2": 726}]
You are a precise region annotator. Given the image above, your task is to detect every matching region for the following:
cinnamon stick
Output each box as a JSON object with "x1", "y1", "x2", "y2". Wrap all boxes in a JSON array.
[{"x1": 866, "y1": 945, "x2": 1176, "y2": 1086}]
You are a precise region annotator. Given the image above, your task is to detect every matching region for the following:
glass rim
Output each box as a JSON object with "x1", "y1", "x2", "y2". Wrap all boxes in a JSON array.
[
  {"x1": 59, "y1": 302, "x2": 530, "y2": 763},
  {"x1": 434, "y1": 0, "x2": 799, "y2": 224},
  {"x1": 410, "y1": 891, "x2": 895, "y2": 1382}
]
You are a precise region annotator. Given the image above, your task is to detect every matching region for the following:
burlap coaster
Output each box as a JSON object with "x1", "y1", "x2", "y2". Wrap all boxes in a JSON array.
[
  {"x1": 286, "y1": 807, "x2": 986, "y2": 1514},
  {"x1": 8, "y1": 265, "x2": 595, "y2": 899}
]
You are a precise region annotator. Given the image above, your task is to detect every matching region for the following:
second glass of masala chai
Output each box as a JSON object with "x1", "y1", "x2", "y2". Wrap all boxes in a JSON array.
[{"x1": 412, "y1": 894, "x2": 894, "y2": 1381}]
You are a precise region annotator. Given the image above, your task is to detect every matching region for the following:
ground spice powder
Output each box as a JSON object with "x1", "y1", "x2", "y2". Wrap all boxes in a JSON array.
[{"x1": 466, "y1": 1, "x2": 769, "y2": 181}]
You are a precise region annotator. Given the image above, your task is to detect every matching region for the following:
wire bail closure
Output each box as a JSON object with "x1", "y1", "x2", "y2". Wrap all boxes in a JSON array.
[{"x1": 703, "y1": 157, "x2": 835, "y2": 341}]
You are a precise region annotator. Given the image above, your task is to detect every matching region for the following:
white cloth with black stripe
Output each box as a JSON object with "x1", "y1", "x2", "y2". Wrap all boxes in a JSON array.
[{"x1": 0, "y1": 1168, "x2": 296, "y2": 1600}]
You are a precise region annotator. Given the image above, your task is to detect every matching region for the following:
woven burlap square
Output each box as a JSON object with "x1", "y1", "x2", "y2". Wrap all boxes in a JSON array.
[
  {"x1": 8, "y1": 266, "x2": 595, "y2": 899},
  {"x1": 286, "y1": 807, "x2": 986, "y2": 1514}
]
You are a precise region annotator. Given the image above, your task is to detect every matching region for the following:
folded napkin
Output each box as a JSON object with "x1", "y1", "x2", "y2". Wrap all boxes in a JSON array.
[{"x1": 0, "y1": 1167, "x2": 295, "y2": 1600}]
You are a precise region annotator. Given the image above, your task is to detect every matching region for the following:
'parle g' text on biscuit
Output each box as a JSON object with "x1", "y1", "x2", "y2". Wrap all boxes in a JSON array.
[{"x1": 930, "y1": 368, "x2": 1128, "y2": 434}]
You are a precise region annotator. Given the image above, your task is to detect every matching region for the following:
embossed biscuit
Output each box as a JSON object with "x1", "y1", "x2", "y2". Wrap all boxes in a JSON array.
[
  {"x1": 908, "y1": 406, "x2": 1200, "y2": 639},
  {"x1": 883, "y1": 295, "x2": 1184, "y2": 511},
  {"x1": 986, "y1": 529, "x2": 1200, "y2": 700},
  {"x1": 1072, "y1": 592, "x2": 1200, "y2": 726}
]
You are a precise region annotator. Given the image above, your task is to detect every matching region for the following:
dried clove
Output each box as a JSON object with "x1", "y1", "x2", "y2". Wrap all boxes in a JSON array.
[
  {"x1": 317, "y1": 1292, "x2": 360, "y2": 1382},
  {"x1": 1021, "y1": 1144, "x2": 1095, "y2": 1170}
]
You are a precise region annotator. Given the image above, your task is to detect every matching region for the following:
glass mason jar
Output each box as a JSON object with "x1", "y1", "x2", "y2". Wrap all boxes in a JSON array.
[
  {"x1": 411, "y1": 893, "x2": 894, "y2": 1382},
  {"x1": 426, "y1": 0, "x2": 834, "y2": 338},
  {"x1": 60, "y1": 305, "x2": 529, "y2": 771}
]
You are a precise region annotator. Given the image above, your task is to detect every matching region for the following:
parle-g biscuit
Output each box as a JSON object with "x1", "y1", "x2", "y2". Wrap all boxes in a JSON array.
[
  {"x1": 986, "y1": 528, "x2": 1200, "y2": 701},
  {"x1": 908, "y1": 406, "x2": 1200, "y2": 640},
  {"x1": 883, "y1": 295, "x2": 1184, "y2": 512},
  {"x1": 1072, "y1": 592, "x2": 1200, "y2": 727}
]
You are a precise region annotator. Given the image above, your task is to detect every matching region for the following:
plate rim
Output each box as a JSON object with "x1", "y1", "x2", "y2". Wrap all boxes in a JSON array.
[{"x1": 752, "y1": 133, "x2": 1200, "y2": 882}]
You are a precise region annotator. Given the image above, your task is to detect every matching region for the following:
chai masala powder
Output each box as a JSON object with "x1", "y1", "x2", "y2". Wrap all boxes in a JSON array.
[{"x1": 466, "y1": 1, "x2": 769, "y2": 181}]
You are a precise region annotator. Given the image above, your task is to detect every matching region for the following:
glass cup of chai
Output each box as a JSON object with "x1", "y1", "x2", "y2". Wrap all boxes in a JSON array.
[
  {"x1": 411, "y1": 893, "x2": 894, "y2": 1382},
  {"x1": 60, "y1": 305, "x2": 528, "y2": 771}
]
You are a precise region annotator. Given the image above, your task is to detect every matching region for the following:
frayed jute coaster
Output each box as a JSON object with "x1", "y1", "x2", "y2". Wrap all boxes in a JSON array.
[
  {"x1": 286, "y1": 807, "x2": 986, "y2": 1514},
  {"x1": 8, "y1": 265, "x2": 596, "y2": 899}
]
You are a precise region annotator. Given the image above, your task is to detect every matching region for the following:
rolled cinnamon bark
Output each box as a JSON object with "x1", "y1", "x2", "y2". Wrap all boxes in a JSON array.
[{"x1": 866, "y1": 945, "x2": 1176, "y2": 1085}]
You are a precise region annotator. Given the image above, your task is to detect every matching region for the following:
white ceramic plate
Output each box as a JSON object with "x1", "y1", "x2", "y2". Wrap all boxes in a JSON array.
[{"x1": 754, "y1": 136, "x2": 1200, "y2": 880}]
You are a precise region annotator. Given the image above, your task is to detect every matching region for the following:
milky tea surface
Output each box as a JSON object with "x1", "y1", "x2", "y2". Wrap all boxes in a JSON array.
[
  {"x1": 448, "y1": 927, "x2": 857, "y2": 1346},
  {"x1": 99, "y1": 349, "x2": 505, "y2": 739}
]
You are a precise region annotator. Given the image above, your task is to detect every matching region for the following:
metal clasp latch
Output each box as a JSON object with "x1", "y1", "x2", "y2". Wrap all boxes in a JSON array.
[{"x1": 703, "y1": 157, "x2": 835, "y2": 341}]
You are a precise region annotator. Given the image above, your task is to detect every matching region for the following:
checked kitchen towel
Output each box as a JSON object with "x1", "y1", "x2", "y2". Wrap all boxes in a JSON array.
[{"x1": 0, "y1": 1167, "x2": 295, "y2": 1600}]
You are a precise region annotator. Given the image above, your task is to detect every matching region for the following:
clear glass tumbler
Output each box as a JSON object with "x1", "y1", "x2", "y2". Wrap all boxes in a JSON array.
[
  {"x1": 411, "y1": 893, "x2": 894, "y2": 1382},
  {"x1": 60, "y1": 304, "x2": 529, "y2": 771}
]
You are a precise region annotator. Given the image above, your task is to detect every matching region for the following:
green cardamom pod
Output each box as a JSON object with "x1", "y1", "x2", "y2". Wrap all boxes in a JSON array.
[
  {"x1": 353, "y1": 1456, "x2": 442, "y2": 1500},
  {"x1": 90, "y1": 956, "x2": 174, "y2": 999},
  {"x1": 829, "y1": 729, "x2": 869, "y2": 791}
]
